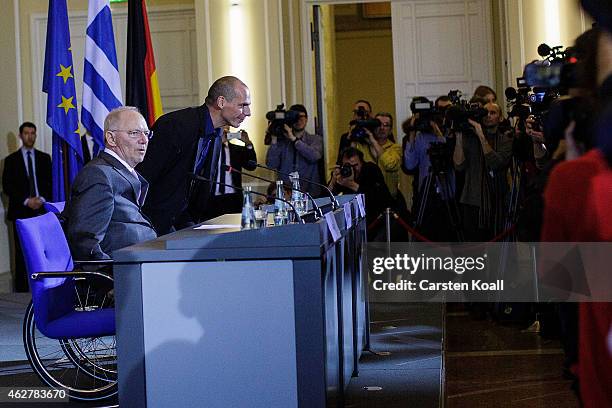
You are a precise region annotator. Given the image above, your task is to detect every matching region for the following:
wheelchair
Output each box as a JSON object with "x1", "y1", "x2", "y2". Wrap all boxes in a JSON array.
[{"x1": 16, "y1": 211, "x2": 117, "y2": 401}]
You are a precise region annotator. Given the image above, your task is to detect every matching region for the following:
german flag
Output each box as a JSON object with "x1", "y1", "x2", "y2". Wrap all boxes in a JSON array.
[{"x1": 126, "y1": 0, "x2": 163, "y2": 126}]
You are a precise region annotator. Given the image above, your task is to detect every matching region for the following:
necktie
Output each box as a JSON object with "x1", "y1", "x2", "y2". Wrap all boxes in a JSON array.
[
  {"x1": 27, "y1": 151, "x2": 36, "y2": 197},
  {"x1": 207, "y1": 131, "x2": 222, "y2": 185},
  {"x1": 219, "y1": 144, "x2": 226, "y2": 194},
  {"x1": 194, "y1": 136, "x2": 213, "y2": 176},
  {"x1": 188, "y1": 129, "x2": 222, "y2": 208}
]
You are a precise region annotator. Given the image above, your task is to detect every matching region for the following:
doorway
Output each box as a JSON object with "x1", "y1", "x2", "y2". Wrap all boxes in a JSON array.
[
  {"x1": 310, "y1": 2, "x2": 396, "y2": 178},
  {"x1": 305, "y1": 0, "x2": 495, "y2": 204}
]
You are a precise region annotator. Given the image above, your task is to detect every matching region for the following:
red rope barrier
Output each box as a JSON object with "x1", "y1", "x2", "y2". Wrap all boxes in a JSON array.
[
  {"x1": 486, "y1": 223, "x2": 517, "y2": 243},
  {"x1": 393, "y1": 216, "x2": 434, "y2": 242},
  {"x1": 366, "y1": 214, "x2": 384, "y2": 232},
  {"x1": 373, "y1": 209, "x2": 518, "y2": 245}
]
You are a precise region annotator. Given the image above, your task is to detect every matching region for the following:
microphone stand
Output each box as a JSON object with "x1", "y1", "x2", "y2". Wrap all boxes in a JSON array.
[
  {"x1": 222, "y1": 165, "x2": 323, "y2": 219},
  {"x1": 189, "y1": 173, "x2": 305, "y2": 224},
  {"x1": 247, "y1": 160, "x2": 340, "y2": 210}
]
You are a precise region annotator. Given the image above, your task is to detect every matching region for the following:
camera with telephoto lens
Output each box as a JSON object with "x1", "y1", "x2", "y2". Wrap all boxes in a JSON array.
[
  {"x1": 349, "y1": 106, "x2": 381, "y2": 142},
  {"x1": 340, "y1": 163, "x2": 353, "y2": 178},
  {"x1": 266, "y1": 103, "x2": 302, "y2": 137},
  {"x1": 444, "y1": 90, "x2": 488, "y2": 132}
]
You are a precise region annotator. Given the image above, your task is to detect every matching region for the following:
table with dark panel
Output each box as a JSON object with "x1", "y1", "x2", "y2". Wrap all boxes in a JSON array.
[{"x1": 113, "y1": 194, "x2": 369, "y2": 407}]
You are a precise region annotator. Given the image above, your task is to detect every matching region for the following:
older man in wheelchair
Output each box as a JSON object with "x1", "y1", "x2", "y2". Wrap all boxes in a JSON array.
[{"x1": 16, "y1": 107, "x2": 157, "y2": 401}]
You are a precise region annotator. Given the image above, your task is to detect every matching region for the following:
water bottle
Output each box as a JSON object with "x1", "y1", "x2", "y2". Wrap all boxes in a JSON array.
[
  {"x1": 274, "y1": 180, "x2": 288, "y2": 225},
  {"x1": 241, "y1": 186, "x2": 256, "y2": 229},
  {"x1": 289, "y1": 172, "x2": 305, "y2": 216}
]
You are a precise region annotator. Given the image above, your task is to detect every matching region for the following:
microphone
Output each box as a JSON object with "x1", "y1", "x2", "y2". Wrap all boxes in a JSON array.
[
  {"x1": 246, "y1": 160, "x2": 340, "y2": 210},
  {"x1": 189, "y1": 173, "x2": 305, "y2": 224},
  {"x1": 222, "y1": 165, "x2": 323, "y2": 219}
]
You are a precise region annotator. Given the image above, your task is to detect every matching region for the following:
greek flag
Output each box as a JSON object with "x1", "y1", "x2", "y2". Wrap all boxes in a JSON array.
[{"x1": 81, "y1": 0, "x2": 123, "y2": 156}]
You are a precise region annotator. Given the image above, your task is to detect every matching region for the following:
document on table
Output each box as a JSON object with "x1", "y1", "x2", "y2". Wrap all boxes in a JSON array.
[{"x1": 194, "y1": 224, "x2": 241, "y2": 230}]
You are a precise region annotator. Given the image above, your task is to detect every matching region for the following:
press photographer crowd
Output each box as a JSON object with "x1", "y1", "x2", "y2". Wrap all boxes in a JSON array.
[
  {"x1": 5, "y1": 0, "x2": 612, "y2": 404},
  {"x1": 255, "y1": 20, "x2": 611, "y2": 405}
]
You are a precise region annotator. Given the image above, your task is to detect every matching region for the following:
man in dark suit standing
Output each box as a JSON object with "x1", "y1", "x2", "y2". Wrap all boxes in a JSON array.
[
  {"x1": 201, "y1": 126, "x2": 257, "y2": 220},
  {"x1": 63, "y1": 107, "x2": 157, "y2": 260},
  {"x1": 137, "y1": 76, "x2": 252, "y2": 235},
  {"x1": 2, "y1": 122, "x2": 51, "y2": 292}
]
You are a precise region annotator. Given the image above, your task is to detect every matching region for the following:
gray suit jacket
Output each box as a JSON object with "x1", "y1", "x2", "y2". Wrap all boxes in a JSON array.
[{"x1": 64, "y1": 152, "x2": 157, "y2": 260}]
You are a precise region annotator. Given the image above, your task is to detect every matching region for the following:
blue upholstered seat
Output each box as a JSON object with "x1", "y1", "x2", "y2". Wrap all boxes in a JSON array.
[
  {"x1": 42, "y1": 201, "x2": 65, "y2": 214},
  {"x1": 16, "y1": 212, "x2": 115, "y2": 339}
]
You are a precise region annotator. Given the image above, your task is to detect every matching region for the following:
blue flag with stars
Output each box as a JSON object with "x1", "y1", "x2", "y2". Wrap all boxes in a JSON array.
[{"x1": 43, "y1": 0, "x2": 84, "y2": 201}]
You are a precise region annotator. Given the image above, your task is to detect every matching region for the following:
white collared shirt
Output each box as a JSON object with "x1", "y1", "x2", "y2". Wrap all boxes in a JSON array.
[
  {"x1": 104, "y1": 148, "x2": 142, "y2": 204},
  {"x1": 104, "y1": 148, "x2": 136, "y2": 174},
  {"x1": 215, "y1": 142, "x2": 234, "y2": 195}
]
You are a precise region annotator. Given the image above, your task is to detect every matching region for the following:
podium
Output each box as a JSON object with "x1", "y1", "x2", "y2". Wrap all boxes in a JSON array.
[{"x1": 113, "y1": 194, "x2": 369, "y2": 407}]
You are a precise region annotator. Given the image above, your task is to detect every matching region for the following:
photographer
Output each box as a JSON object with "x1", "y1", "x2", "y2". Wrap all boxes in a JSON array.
[
  {"x1": 265, "y1": 104, "x2": 323, "y2": 196},
  {"x1": 351, "y1": 112, "x2": 403, "y2": 205},
  {"x1": 515, "y1": 27, "x2": 601, "y2": 238},
  {"x1": 404, "y1": 112, "x2": 458, "y2": 241},
  {"x1": 453, "y1": 102, "x2": 513, "y2": 241},
  {"x1": 336, "y1": 100, "x2": 373, "y2": 164},
  {"x1": 329, "y1": 147, "x2": 394, "y2": 228}
]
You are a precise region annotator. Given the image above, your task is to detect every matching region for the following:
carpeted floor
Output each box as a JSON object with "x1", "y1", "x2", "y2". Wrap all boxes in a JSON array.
[{"x1": 345, "y1": 302, "x2": 444, "y2": 408}]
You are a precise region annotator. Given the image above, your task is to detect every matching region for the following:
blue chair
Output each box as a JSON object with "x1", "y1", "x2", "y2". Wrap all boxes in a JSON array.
[
  {"x1": 43, "y1": 201, "x2": 65, "y2": 214},
  {"x1": 15, "y1": 212, "x2": 117, "y2": 401}
]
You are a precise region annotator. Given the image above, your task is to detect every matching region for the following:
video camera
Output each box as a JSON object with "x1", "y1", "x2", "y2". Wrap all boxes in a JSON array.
[
  {"x1": 507, "y1": 42, "x2": 594, "y2": 145},
  {"x1": 409, "y1": 97, "x2": 437, "y2": 133},
  {"x1": 266, "y1": 104, "x2": 302, "y2": 137},
  {"x1": 444, "y1": 90, "x2": 488, "y2": 132},
  {"x1": 523, "y1": 43, "x2": 577, "y2": 90},
  {"x1": 505, "y1": 82, "x2": 558, "y2": 131},
  {"x1": 349, "y1": 106, "x2": 380, "y2": 142}
]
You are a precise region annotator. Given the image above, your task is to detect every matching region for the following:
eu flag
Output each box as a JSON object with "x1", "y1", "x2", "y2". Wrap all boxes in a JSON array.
[{"x1": 43, "y1": 0, "x2": 84, "y2": 202}]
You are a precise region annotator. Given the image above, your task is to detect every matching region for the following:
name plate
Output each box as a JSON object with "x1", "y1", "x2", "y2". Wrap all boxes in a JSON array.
[{"x1": 325, "y1": 212, "x2": 341, "y2": 242}]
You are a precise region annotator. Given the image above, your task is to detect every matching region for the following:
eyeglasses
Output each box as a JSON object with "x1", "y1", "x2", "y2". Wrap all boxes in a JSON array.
[
  {"x1": 109, "y1": 129, "x2": 153, "y2": 140},
  {"x1": 379, "y1": 123, "x2": 392, "y2": 128}
]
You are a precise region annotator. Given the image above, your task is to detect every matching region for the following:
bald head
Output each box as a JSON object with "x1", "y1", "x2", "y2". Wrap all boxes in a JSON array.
[
  {"x1": 205, "y1": 76, "x2": 246, "y2": 106},
  {"x1": 205, "y1": 76, "x2": 251, "y2": 128}
]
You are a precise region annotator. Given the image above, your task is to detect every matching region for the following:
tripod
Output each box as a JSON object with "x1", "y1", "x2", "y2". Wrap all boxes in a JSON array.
[
  {"x1": 414, "y1": 168, "x2": 464, "y2": 242},
  {"x1": 502, "y1": 156, "x2": 522, "y2": 241}
]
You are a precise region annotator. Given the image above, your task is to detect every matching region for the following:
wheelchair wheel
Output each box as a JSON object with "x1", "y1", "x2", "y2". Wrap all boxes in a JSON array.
[
  {"x1": 22, "y1": 302, "x2": 118, "y2": 401},
  {"x1": 60, "y1": 336, "x2": 117, "y2": 380}
]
